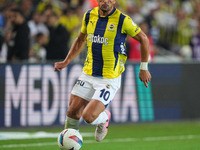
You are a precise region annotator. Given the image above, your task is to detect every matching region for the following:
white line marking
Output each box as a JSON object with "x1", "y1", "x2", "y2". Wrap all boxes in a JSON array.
[
  {"x1": 0, "y1": 132, "x2": 93, "y2": 140},
  {"x1": 100, "y1": 135, "x2": 200, "y2": 143},
  {"x1": 0, "y1": 135, "x2": 200, "y2": 148}
]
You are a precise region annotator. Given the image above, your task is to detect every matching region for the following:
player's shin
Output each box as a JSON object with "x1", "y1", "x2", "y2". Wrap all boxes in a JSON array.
[{"x1": 64, "y1": 116, "x2": 79, "y2": 130}]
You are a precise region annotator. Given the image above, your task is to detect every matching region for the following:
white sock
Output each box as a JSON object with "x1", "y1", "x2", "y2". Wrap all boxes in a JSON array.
[
  {"x1": 90, "y1": 111, "x2": 108, "y2": 125},
  {"x1": 64, "y1": 117, "x2": 79, "y2": 130}
]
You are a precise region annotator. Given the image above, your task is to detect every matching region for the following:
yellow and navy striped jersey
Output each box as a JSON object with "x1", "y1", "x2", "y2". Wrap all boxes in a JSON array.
[{"x1": 81, "y1": 7, "x2": 141, "y2": 79}]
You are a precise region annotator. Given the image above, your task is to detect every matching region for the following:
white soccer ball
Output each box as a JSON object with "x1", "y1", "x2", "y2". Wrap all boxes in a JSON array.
[{"x1": 58, "y1": 128, "x2": 83, "y2": 150}]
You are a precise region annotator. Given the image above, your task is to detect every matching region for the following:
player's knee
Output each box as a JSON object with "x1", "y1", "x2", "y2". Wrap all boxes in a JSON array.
[
  {"x1": 67, "y1": 108, "x2": 80, "y2": 119},
  {"x1": 82, "y1": 112, "x2": 96, "y2": 124}
]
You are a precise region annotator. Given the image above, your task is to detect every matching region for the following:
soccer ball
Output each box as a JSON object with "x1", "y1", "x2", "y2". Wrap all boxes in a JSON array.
[{"x1": 57, "y1": 128, "x2": 83, "y2": 150}]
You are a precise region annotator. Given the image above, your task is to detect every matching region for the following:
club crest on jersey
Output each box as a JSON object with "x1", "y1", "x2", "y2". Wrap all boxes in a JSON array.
[
  {"x1": 106, "y1": 84, "x2": 110, "y2": 89},
  {"x1": 108, "y1": 24, "x2": 115, "y2": 30}
]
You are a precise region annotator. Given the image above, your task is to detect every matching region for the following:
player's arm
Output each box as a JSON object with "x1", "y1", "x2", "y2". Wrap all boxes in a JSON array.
[
  {"x1": 133, "y1": 30, "x2": 151, "y2": 88},
  {"x1": 122, "y1": 16, "x2": 151, "y2": 88},
  {"x1": 55, "y1": 10, "x2": 88, "y2": 72},
  {"x1": 54, "y1": 32, "x2": 87, "y2": 72}
]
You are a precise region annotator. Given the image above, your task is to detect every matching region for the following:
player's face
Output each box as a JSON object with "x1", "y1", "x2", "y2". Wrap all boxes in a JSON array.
[{"x1": 97, "y1": 0, "x2": 116, "y2": 13}]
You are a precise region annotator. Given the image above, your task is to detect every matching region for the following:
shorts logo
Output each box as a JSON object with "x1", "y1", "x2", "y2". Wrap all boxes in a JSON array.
[
  {"x1": 109, "y1": 24, "x2": 115, "y2": 30},
  {"x1": 76, "y1": 80, "x2": 85, "y2": 86},
  {"x1": 106, "y1": 84, "x2": 110, "y2": 89}
]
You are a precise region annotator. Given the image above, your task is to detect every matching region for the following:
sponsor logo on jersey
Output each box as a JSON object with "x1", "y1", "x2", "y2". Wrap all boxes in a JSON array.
[
  {"x1": 88, "y1": 34, "x2": 109, "y2": 45},
  {"x1": 119, "y1": 59, "x2": 125, "y2": 71},
  {"x1": 120, "y1": 42, "x2": 126, "y2": 55}
]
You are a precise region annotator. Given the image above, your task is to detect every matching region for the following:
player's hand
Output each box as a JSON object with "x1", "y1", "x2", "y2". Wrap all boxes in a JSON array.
[
  {"x1": 139, "y1": 70, "x2": 151, "y2": 88},
  {"x1": 54, "y1": 61, "x2": 66, "y2": 72}
]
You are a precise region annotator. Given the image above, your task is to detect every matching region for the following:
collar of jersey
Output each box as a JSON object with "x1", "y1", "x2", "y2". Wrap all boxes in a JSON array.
[{"x1": 98, "y1": 7, "x2": 116, "y2": 18}]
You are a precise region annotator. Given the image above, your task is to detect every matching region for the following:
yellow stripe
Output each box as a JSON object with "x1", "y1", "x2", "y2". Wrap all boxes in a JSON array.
[
  {"x1": 83, "y1": 8, "x2": 98, "y2": 75},
  {"x1": 82, "y1": 8, "x2": 139, "y2": 78},
  {"x1": 102, "y1": 14, "x2": 120, "y2": 77}
]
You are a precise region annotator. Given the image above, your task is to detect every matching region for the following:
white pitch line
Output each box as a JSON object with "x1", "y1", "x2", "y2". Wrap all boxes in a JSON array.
[
  {"x1": 0, "y1": 135, "x2": 200, "y2": 148},
  {"x1": 0, "y1": 142, "x2": 57, "y2": 148},
  {"x1": 0, "y1": 132, "x2": 93, "y2": 140},
  {"x1": 99, "y1": 135, "x2": 200, "y2": 143}
]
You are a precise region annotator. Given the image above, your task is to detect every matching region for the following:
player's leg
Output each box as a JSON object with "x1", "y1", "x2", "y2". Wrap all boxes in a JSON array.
[
  {"x1": 82, "y1": 99, "x2": 111, "y2": 142},
  {"x1": 64, "y1": 94, "x2": 89, "y2": 130},
  {"x1": 82, "y1": 75, "x2": 121, "y2": 142},
  {"x1": 82, "y1": 99, "x2": 107, "y2": 124},
  {"x1": 64, "y1": 72, "x2": 95, "y2": 130}
]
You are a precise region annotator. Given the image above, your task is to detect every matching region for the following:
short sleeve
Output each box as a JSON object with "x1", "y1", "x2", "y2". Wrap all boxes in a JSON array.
[
  {"x1": 122, "y1": 16, "x2": 141, "y2": 37},
  {"x1": 81, "y1": 13, "x2": 87, "y2": 34}
]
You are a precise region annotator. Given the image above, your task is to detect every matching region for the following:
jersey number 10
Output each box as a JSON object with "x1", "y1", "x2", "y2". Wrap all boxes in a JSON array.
[{"x1": 100, "y1": 89, "x2": 110, "y2": 101}]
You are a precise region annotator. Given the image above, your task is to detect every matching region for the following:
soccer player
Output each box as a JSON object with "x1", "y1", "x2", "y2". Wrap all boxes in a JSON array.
[{"x1": 54, "y1": 0, "x2": 151, "y2": 142}]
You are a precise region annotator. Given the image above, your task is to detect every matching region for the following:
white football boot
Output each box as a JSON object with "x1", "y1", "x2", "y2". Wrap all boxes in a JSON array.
[{"x1": 95, "y1": 110, "x2": 111, "y2": 142}]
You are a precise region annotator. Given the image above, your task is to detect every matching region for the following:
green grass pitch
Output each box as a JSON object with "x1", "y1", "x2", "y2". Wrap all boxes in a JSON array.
[{"x1": 0, "y1": 121, "x2": 200, "y2": 150}]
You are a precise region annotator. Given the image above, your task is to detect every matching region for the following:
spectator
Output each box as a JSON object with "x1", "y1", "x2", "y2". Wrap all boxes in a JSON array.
[
  {"x1": 0, "y1": 7, "x2": 5, "y2": 51},
  {"x1": 0, "y1": 5, "x2": 16, "y2": 52},
  {"x1": 28, "y1": 11, "x2": 49, "y2": 62},
  {"x1": 59, "y1": 6, "x2": 83, "y2": 43},
  {"x1": 45, "y1": 11, "x2": 70, "y2": 60},
  {"x1": 190, "y1": 17, "x2": 200, "y2": 61},
  {"x1": 20, "y1": 0, "x2": 34, "y2": 21},
  {"x1": 82, "y1": 0, "x2": 98, "y2": 12},
  {"x1": 127, "y1": 21, "x2": 155, "y2": 62},
  {"x1": 59, "y1": 8, "x2": 78, "y2": 34},
  {"x1": 0, "y1": 0, "x2": 200, "y2": 63},
  {"x1": 173, "y1": 8, "x2": 194, "y2": 48},
  {"x1": 0, "y1": 7, "x2": 6, "y2": 62},
  {"x1": 126, "y1": 3, "x2": 144, "y2": 25},
  {"x1": 37, "y1": 0, "x2": 61, "y2": 15},
  {"x1": 7, "y1": 8, "x2": 30, "y2": 62},
  {"x1": 29, "y1": 32, "x2": 47, "y2": 63},
  {"x1": 28, "y1": 12, "x2": 49, "y2": 41}
]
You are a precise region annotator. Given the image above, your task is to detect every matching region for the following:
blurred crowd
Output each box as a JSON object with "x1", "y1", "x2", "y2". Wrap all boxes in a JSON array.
[{"x1": 0, "y1": 0, "x2": 200, "y2": 63}]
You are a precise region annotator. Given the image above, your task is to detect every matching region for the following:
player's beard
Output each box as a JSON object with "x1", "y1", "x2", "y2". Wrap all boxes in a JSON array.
[{"x1": 100, "y1": 4, "x2": 112, "y2": 13}]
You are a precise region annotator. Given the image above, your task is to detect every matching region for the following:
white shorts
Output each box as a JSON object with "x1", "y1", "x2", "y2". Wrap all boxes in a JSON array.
[{"x1": 71, "y1": 72, "x2": 121, "y2": 107}]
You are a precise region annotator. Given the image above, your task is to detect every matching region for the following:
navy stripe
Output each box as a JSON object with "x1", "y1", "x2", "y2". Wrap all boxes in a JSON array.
[
  {"x1": 85, "y1": 9, "x2": 92, "y2": 27},
  {"x1": 113, "y1": 13, "x2": 126, "y2": 70},
  {"x1": 92, "y1": 17, "x2": 109, "y2": 77}
]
